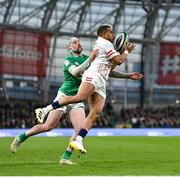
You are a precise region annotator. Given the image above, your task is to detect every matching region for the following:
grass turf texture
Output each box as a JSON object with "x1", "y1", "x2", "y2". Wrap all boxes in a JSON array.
[{"x1": 0, "y1": 136, "x2": 180, "y2": 176}]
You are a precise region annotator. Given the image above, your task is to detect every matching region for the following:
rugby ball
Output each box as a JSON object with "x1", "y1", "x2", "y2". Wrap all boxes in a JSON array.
[{"x1": 113, "y1": 32, "x2": 128, "y2": 53}]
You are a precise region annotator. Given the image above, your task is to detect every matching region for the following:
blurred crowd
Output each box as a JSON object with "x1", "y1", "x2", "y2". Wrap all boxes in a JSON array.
[
  {"x1": 0, "y1": 101, "x2": 179, "y2": 128},
  {"x1": 118, "y1": 106, "x2": 180, "y2": 128},
  {"x1": 0, "y1": 102, "x2": 37, "y2": 128},
  {"x1": 0, "y1": 101, "x2": 115, "y2": 129}
]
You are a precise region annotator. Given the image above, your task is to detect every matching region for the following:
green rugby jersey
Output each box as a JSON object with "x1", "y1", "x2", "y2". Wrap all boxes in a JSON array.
[{"x1": 59, "y1": 53, "x2": 88, "y2": 96}]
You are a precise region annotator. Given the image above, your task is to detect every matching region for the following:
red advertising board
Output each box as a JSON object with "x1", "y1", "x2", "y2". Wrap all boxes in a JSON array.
[
  {"x1": 157, "y1": 43, "x2": 180, "y2": 86},
  {"x1": 0, "y1": 29, "x2": 51, "y2": 77}
]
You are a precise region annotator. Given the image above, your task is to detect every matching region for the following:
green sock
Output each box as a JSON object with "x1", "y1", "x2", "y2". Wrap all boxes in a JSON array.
[
  {"x1": 18, "y1": 133, "x2": 28, "y2": 142},
  {"x1": 61, "y1": 150, "x2": 72, "y2": 160}
]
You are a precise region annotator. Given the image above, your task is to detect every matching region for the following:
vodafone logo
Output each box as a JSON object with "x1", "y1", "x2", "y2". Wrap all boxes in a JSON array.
[{"x1": 0, "y1": 45, "x2": 42, "y2": 60}]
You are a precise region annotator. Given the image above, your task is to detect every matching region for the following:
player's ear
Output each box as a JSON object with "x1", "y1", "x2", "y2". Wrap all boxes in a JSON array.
[{"x1": 101, "y1": 31, "x2": 107, "y2": 38}]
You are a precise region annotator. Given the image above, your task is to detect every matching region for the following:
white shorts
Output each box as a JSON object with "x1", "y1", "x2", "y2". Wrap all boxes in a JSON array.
[
  {"x1": 82, "y1": 73, "x2": 106, "y2": 98},
  {"x1": 53, "y1": 91, "x2": 84, "y2": 114}
]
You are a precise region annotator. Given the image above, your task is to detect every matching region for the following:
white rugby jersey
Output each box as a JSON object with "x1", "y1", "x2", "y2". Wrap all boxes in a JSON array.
[{"x1": 84, "y1": 37, "x2": 119, "y2": 80}]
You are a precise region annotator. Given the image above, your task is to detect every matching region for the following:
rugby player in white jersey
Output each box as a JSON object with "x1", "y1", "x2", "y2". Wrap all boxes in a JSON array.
[{"x1": 35, "y1": 25, "x2": 136, "y2": 154}]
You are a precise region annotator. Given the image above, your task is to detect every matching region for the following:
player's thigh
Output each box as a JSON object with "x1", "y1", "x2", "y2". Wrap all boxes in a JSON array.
[
  {"x1": 69, "y1": 107, "x2": 85, "y2": 131},
  {"x1": 77, "y1": 82, "x2": 95, "y2": 99},
  {"x1": 45, "y1": 110, "x2": 63, "y2": 128},
  {"x1": 88, "y1": 92, "x2": 105, "y2": 113}
]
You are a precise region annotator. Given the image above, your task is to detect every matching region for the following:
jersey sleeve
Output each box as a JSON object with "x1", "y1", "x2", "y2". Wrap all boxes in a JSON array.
[{"x1": 104, "y1": 42, "x2": 119, "y2": 60}]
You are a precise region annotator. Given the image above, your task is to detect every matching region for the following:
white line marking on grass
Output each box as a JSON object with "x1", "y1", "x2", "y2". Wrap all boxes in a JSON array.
[
  {"x1": 0, "y1": 176, "x2": 180, "y2": 177},
  {"x1": 0, "y1": 161, "x2": 57, "y2": 164}
]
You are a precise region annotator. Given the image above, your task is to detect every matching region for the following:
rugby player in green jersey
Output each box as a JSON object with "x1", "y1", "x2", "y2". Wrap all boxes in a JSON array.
[
  {"x1": 11, "y1": 36, "x2": 143, "y2": 164},
  {"x1": 10, "y1": 37, "x2": 97, "y2": 164}
]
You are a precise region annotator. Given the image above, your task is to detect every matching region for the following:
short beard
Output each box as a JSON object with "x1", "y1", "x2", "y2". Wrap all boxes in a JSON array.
[{"x1": 74, "y1": 49, "x2": 82, "y2": 54}]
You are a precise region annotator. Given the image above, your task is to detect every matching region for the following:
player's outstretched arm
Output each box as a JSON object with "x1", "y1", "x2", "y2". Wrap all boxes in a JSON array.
[
  {"x1": 109, "y1": 71, "x2": 143, "y2": 80},
  {"x1": 69, "y1": 49, "x2": 98, "y2": 77},
  {"x1": 127, "y1": 72, "x2": 143, "y2": 80}
]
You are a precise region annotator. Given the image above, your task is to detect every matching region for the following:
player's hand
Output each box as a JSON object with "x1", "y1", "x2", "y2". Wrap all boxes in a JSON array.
[
  {"x1": 127, "y1": 72, "x2": 143, "y2": 80},
  {"x1": 89, "y1": 48, "x2": 99, "y2": 62},
  {"x1": 125, "y1": 43, "x2": 135, "y2": 53}
]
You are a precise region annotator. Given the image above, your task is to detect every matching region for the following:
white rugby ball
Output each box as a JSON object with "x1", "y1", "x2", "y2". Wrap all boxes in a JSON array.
[{"x1": 113, "y1": 32, "x2": 128, "y2": 52}]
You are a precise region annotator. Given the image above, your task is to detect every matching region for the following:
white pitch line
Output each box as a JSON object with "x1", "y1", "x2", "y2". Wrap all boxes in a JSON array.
[
  {"x1": 0, "y1": 161, "x2": 57, "y2": 164},
  {"x1": 0, "y1": 176, "x2": 180, "y2": 177}
]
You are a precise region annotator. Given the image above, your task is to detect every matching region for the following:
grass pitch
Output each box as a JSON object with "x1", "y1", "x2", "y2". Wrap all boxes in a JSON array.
[{"x1": 0, "y1": 136, "x2": 180, "y2": 176}]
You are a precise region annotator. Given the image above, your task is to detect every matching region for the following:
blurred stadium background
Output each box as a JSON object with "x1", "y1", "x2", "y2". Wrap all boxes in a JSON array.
[{"x1": 0, "y1": 0, "x2": 179, "y2": 130}]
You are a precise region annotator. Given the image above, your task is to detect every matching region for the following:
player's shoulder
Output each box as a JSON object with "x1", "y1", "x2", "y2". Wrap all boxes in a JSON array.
[
  {"x1": 96, "y1": 37, "x2": 113, "y2": 48},
  {"x1": 65, "y1": 54, "x2": 73, "y2": 60},
  {"x1": 65, "y1": 54, "x2": 77, "y2": 63},
  {"x1": 81, "y1": 54, "x2": 88, "y2": 59},
  {"x1": 64, "y1": 55, "x2": 74, "y2": 66}
]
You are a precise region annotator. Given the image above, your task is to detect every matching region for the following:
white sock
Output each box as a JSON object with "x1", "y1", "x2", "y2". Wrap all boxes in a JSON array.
[
  {"x1": 43, "y1": 105, "x2": 53, "y2": 114},
  {"x1": 67, "y1": 146, "x2": 73, "y2": 152},
  {"x1": 75, "y1": 135, "x2": 83, "y2": 143}
]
